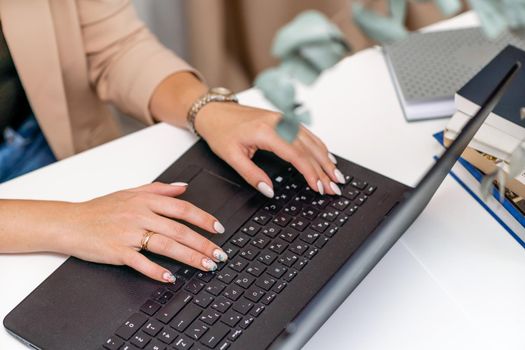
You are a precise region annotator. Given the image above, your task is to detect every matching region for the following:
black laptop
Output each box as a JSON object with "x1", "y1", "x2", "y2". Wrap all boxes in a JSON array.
[{"x1": 3, "y1": 58, "x2": 520, "y2": 350}]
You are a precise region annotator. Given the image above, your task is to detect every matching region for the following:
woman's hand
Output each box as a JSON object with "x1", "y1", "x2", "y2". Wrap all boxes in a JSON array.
[
  {"x1": 195, "y1": 102, "x2": 346, "y2": 197},
  {"x1": 48, "y1": 182, "x2": 227, "y2": 283}
]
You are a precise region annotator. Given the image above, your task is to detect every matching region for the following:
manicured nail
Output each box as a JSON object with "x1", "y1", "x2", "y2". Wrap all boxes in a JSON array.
[
  {"x1": 162, "y1": 271, "x2": 176, "y2": 283},
  {"x1": 212, "y1": 248, "x2": 228, "y2": 262},
  {"x1": 170, "y1": 182, "x2": 188, "y2": 187},
  {"x1": 316, "y1": 180, "x2": 324, "y2": 195},
  {"x1": 330, "y1": 182, "x2": 342, "y2": 196},
  {"x1": 213, "y1": 221, "x2": 225, "y2": 234},
  {"x1": 328, "y1": 153, "x2": 337, "y2": 164},
  {"x1": 202, "y1": 258, "x2": 217, "y2": 271},
  {"x1": 334, "y1": 169, "x2": 346, "y2": 184},
  {"x1": 257, "y1": 182, "x2": 274, "y2": 198}
]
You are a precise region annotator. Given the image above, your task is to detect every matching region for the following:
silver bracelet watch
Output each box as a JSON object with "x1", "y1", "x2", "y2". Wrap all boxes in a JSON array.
[{"x1": 187, "y1": 87, "x2": 239, "y2": 137}]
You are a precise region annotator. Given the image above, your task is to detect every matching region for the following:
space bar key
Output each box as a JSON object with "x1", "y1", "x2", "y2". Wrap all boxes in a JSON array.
[{"x1": 156, "y1": 291, "x2": 193, "y2": 324}]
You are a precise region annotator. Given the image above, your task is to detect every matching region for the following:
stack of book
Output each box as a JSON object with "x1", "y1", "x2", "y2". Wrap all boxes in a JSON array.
[{"x1": 442, "y1": 45, "x2": 525, "y2": 247}]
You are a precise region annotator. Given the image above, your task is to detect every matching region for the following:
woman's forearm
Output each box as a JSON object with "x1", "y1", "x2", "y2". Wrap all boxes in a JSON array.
[{"x1": 0, "y1": 199, "x2": 74, "y2": 254}]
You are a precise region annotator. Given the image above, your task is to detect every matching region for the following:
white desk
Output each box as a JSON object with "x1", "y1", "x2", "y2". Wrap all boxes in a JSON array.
[{"x1": 1, "y1": 12, "x2": 524, "y2": 350}]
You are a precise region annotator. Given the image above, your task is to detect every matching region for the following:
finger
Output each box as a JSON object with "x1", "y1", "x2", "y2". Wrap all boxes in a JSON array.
[
  {"x1": 146, "y1": 233, "x2": 221, "y2": 272},
  {"x1": 129, "y1": 181, "x2": 188, "y2": 197},
  {"x1": 227, "y1": 146, "x2": 275, "y2": 198},
  {"x1": 147, "y1": 195, "x2": 225, "y2": 234},
  {"x1": 122, "y1": 249, "x2": 178, "y2": 283},
  {"x1": 298, "y1": 130, "x2": 346, "y2": 185},
  {"x1": 306, "y1": 151, "x2": 341, "y2": 196},
  {"x1": 253, "y1": 124, "x2": 323, "y2": 193},
  {"x1": 146, "y1": 216, "x2": 228, "y2": 263}
]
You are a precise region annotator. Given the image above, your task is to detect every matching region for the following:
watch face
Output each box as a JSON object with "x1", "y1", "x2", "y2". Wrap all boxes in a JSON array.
[{"x1": 210, "y1": 87, "x2": 233, "y2": 96}]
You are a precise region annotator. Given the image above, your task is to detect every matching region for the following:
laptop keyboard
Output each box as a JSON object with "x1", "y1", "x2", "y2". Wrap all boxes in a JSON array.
[{"x1": 102, "y1": 167, "x2": 376, "y2": 350}]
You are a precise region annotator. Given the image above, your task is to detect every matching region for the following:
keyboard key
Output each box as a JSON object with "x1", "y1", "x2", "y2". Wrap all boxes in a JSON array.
[
  {"x1": 336, "y1": 214, "x2": 349, "y2": 226},
  {"x1": 305, "y1": 247, "x2": 319, "y2": 260},
  {"x1": 245, "y1": 286, "x2": 265, "y2": 303},
  {"x1": 300, "y1": 207, "x2": 319, "y2": 220},
  {"x1": 199, "y1": 309, "x2": 221, "y2": 325},
  {"x1": 356, "y1": 193, "x2": 368, "y2": 206},
  {"x1": 223, "y1": 284, "x2": 244, "y2": 301},
  {"x1": 200, "y1": 322, "x2": 229, "y2": 348},
  {"x1": 279, "y1": 230, "x2": 299, "y2": 243},
  {"x1": 310, "y1": 197, "x2": 330, "y2": 210},
  {"x1": 279, "y1": 251, "x2": 299, "y2": 267},
  {"x1": 193, "y1": 290, "x2": 215, "y2": 308},
  {"x1": 255, "y1": 274, "x2": 276, "y2": 291},
  {"x1": 178, "y1": 267, "x2": 197, "y2": 280},
  {"x1": 310, "y1": 219, "x2": 330, "y2": 233},
  {"x1": 351, "y1": 178, "x2": 367, "y2": 190},
  {"x1": 228, "y1": 257, "x2": 249, "y2": 272},
  {"x1": 239, "y1": 316, "x2": 254, "y2": 329},
  {"x1": 217, "y1": 340, "x2": 232, "y2": 350},
  {"x1": 290, "y1": 218, "x2": 309, "y2": 231},
  {"x1": 331, "y1": 198, "x2": 350, "y2": 211},
  {"x1": 228, "y1": 328, "x2": 243, "y2": 341},
  {"x1": 268, "y1": 239, "x2": 288, "y2": 254},
  {"x1": 222, "y1": 243, "x2": 239, "y2": 258},
  {"x1": 205, "y1": 280, "x2": 227, "y2": 296},
  {"x1": 364, "y1": 185, "x2": 377, "y2": 195},
  {"x1": 231, "y1": 233, "x2": 250, "y2": 248},
  {"x1": 234, "y1": 273, "x2": 256, "y2": 289},
  {"x1": 294, "y1": 257, "x2": 308, "y2": 270},
  {"x1": 150, "y1": 287, "x2": 165, "y2": 300},
  {"x1": 155, "y1": 290, "x2": 174, "y2": 305},
  {"x1": 241, "y1": 223, "x2": 260, "y2": 236},
  {"x1": 252, "y1": 211, "x2": 271, "y2": 225},
  {"x1": 289, "y1": 242, "x2": 308, "y2": 255},
  {"x1": 320, "y1": 208, "x2": 340, "y2": 222},
  {"x1": 185, "y1": 279, "x2": 205, "y2": 295},
  {"x1": 144, "y1": 338, "x2": 166, "y2": 350},
  {"x1": 261, "y1": 223, "x2": 281, "y2": 238},
  {"x1": 246, "y1": 260, "x2": 266, "y2": 277},
  {"x1": 283, "y1": 269, "x2": 298, "y2": 282},
  {"x1": 257, "y1": 250, "x2": 278, "y2": 265},
  {"x1": 166, "y1": 278, "x2": 185, "y2": 293},
  {"x1": 315, "y1": 236, "x2": 329, "y2": 248},
  {"x1": 116, "y1": 313, "x2": 148, "y2": 340},
  {"x1": 103, "y1": 336, "x2": 123, "y2": 350},
  {"x1": 232, "y1": 298, "x2": 254, "y2": 315},
  {"x1": 263, "y1": 202, "x2": 281, "y2": 214},
  {"x1": 283, "y1": 203, "x2": 302, "y2": 216},
  {"x1": 170, "y1": 303, "x2": 202, "y2": 332},
  {"x1": 251, "y1": 234, "x2": 270, "y2": 249},
  {"x1": 185, "y1": 320, "x2": 209, "y2": 340},
  {"x1": 196, "y1": 271, "x2": 214, "y2": 283},
  {"x1": 261, "y1": 292, "x2": 277, "y2": 305},
  {"x1": 142, "y1": 319, "x2": 163, "y2": 337},
  {"x1": 250, "y1": 304, "x2": 265, "y2": 317},
  {"x1": 273, "y1": 213, "x2": 292, "y2": 227},
  {"x1": 172, "y1": 335, "x2": 193, "y2": 350},
  {"x1": 299, "y1": 230, "x2": 319, "y2": 244},
  {"x1": 212, "y1": 296, "x2": 232, "y2": 313},
  {"x1": 343, "y1": 188, "x2": 360, "y2": 200},
  {"x1": 140, "y1": 299, "x2": 161, "y2": 316},
  {"x1": 221, "y1": 309, "x2": 243, "y2": 327},
  {"x1": 346, "y1": 204, "x2": 359, "y2": 216},
  {"x1": 267, "y1": 263, "x2": 287, "y2": 279},
  {"x1": 157, "y1": 292, "x2": 192, "y2": 323},
  {"x1": 325, "y1": 225, "x2": 339, "y2": 237},
  {"x1": 130, "y1": 331, "x2": 151, "y2": 348},
  {"x1": 158, "y1": 327, "x2": 177, "y2": 344},
  {"x1": 217, "y1": 268, "x2": 237, "y2": 284},
  {"x1": 239, "y1": 246, "x2": 259, "y2": 261}
]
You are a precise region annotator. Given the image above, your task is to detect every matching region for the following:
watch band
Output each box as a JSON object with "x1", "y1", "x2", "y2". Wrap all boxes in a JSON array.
[{"x1": 187, "y1": 87, "x2": 239, "y2": 137}]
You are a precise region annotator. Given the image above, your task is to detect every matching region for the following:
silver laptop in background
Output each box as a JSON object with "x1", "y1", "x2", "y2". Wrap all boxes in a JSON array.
[{"x1": 383, "y1": 27, "x2": 525, "y2": 122}]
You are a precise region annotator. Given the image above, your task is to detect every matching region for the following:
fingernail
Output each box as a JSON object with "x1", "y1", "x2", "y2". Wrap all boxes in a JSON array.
[
  {"x1": 213, "y1": 221, "x2": 225, "y2": 234},
  {"x1": 334, "y1": 169, "x2": 346, "y2": 184},
  {"x1": 162, "y1": 271, "x2": 176, "y2": 283},
  {"x1": 328, "y1": 153, "x2": 337, "y2": 164},
  {"x1": 212, "y1": 248, "x2": 228, "y2": 262},
  {"x1": 202, "y1": 258, "x2": 218, "y2": 271},
  {"x1": 330, "y1": 182, "x2": 342, "y2": 196},
  {"x1": 170, "y1": 182, "x2": 188, "y2": 187},
  {"x1": 257, "y1": 182, "x2": 274, "y2": 198},
  {"x1": 316, "y1": 180, "x2": 324, "y2": 195}
]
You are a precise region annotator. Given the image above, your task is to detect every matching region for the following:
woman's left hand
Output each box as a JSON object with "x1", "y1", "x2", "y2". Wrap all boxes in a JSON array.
[{"x1": 195, "y1": 102, "x2": 346, "y2": 198}]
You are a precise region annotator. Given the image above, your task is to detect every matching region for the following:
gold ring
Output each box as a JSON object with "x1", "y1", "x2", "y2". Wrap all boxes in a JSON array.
[{"x1": 140, "y1": 231, "x2": 156, "y2": 251}]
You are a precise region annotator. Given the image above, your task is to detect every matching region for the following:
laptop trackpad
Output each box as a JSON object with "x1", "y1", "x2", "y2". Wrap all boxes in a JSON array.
[{"x1": 178, "y1": 169, "x2": 241, "y2": 217}]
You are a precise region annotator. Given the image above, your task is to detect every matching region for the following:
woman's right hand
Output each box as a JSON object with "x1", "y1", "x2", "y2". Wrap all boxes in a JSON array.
[{"x1": 56, "y1": 182, "x2": 228, "y2": 283}]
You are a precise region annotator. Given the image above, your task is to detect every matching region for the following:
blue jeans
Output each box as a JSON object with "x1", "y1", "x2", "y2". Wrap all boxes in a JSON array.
[{"x1": 0, "y1": 115, "x2": 56, "y2": 183}]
